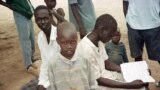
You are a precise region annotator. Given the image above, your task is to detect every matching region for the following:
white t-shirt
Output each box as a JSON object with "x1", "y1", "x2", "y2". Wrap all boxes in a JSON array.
[{"x1": 125, "y1": 0, "x2": 160, "y2": 30}]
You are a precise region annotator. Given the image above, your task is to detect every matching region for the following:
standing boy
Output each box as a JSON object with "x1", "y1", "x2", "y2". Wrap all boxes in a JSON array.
[
  {"x1": 105, "y1": 30, "x2": 128, "y2": 65},
  {"x1": 68, "y1": 0, "x2": 96, "y2": 38},
  {"x1": 34, "y1": 5, "x2": 60, "y2": 90},
  {"x1": 0, "y1": 0, "x2": 37, "y2": 75},
  {"x1": 123, "y1": 0, "x2": 160, "y2": 86},
  {"x1": 48, "y1": 22, "x2": 97, "y2": 90},
  {"x1": 78, "y1": 14, "x2": 147, "y2": 90}
]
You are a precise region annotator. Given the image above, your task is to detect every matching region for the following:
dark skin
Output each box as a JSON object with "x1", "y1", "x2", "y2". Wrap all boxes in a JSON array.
[
  {"x1": 123, "y1": 1, "x2": 142, "y2": 61},
  {"x1": 44, "y1": 0, "x2": 66, "y2": 26},
  {"x1": 112, "y1": 31, "x2": 121, "y2": 45},
  {"x1": 57, "y1": 31, "x2": 78, "y2": 60},
  {"x1": 87, "y1": 27, "x2": 147, "y2": 89},
  {"x1": 35, "y1": 9, "x2": 52, "y2": 44},
  {"x1": 70, "y1": 3, "x2": 86, "y2": 39}
]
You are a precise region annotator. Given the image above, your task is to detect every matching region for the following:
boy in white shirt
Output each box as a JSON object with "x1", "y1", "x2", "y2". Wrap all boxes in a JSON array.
[
  {"x1": 78, "y1": 14, "x2": 147, "y2": 90},
  {"x1": 34, "y1": 5, "x2": 60, "y2": 90},
  {"x1": 48, "y1": 22, "x2": 97, "y2": 90}
]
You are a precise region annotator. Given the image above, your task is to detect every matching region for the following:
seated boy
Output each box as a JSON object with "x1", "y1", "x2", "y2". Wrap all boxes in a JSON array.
[
  {"x1": 48, "y1": 22, "x2": 97, "y2": 90},
  {"x1": 105, "y1": 30, "x2": 128, "y2": 65},
  {"x1": 34, "y1": 5, "x2": 60, "y2": 90},
  {"x1": 44, "y1": 0, "x2": 66, "y2": 26},
  {"x1": 78, "y1": 14, "x2": 147, "y2": 90}
]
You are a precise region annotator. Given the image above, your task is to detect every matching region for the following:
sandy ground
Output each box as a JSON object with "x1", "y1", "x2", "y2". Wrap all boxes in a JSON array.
[{"x1": 0, "y1": 0, "x2": 160, "y2": 90}]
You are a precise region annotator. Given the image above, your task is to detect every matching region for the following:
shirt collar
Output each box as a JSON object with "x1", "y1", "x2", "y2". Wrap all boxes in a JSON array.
[
  {"x1": 59, "y1": 49, "x2": 78, "y2": 64},
  {"x1": 41, "y1": 25, "x2": 57, "y2": 41},
  {"x1": 50, "y1": 25, "x2": 57, "y2": 41}
]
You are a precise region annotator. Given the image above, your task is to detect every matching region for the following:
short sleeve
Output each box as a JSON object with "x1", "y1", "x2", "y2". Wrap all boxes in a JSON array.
[{"x1": 68, "y1": 0, "x2": 78, "y2": 4}]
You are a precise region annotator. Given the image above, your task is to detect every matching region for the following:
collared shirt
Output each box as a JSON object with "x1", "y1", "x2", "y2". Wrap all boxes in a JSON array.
[
  {"x1": 38, "y1": 25, "x2": 60, "y2": 88},
  {"x1": 48, "y1": 49, "x2": 97, "y2": 90},
  {"x1": 124, "y1": 0, "x2": 160, "y2": 30},
  {"x1": 78, "y1": 36, "x2": 120, "y2": 80},
  {"x1": 68, "y1": 0, "x2": 96, "y2": 32}
]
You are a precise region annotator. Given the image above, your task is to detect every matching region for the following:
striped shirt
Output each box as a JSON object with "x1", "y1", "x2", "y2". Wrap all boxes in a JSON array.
[{"x1": 48, "y1": 51, "x2": 97, "y2": 90}]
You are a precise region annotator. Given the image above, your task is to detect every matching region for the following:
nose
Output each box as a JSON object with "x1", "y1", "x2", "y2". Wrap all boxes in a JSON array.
[
  {"x1": 41, "y1": 19, "x2": 45, "y2": 24},
  {"x1": 67, "y1": 43, "x2": 72, "y2": 49}
]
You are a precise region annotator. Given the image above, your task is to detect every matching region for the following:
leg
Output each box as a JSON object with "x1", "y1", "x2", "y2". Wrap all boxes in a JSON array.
[
  {"x1": 13, "y1": 11, "x2": 33, "y2": 69},
  {"x1": 29, "y1": 20, "x2": 35, "y2": 62},
  {"x1": 127, "y1": 24, "x2": 144, "y2": 62},
  {"x1": 143, "y1": 26, "x2": 160, "y2": 61}
]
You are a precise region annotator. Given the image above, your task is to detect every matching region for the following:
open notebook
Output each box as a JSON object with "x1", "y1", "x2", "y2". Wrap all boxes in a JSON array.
[{"x1": 120, "y1": 61, "x2": 155, "y2": 83}]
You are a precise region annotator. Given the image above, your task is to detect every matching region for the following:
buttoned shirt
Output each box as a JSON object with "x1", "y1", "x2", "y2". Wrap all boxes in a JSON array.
[
  {"x1": 38, "y1": 25, "x2": 60, "y2": 88},
  {"x1": 48, "y1": 49, "x2": 97, "y2": 90}
]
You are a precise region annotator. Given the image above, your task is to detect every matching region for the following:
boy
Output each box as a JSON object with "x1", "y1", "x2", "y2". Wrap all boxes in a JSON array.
[
  {"x1": 123, "y1": 0, "x2": 160, "y2": 87},
  {"x1": 105, "y1": 30, "x2": 128, "y2": 65},
  {"x1": 68, "y1": 0, "x2": 96, "y2": 38},
  {"x1": 0, "y1": 0, "x2": 38, "y2": 75},
  {"x1": 44, "y1": 0, "x2": 66, "y2": 26},
  {"x1": 78, "y1": 14, "x2": 147, "y2": 90},
  {"x1": 34, "y1": 5, "x2": 60, "y2": 90},
  {"x1": 48, "y1": 22, "x2": 97, "y2": 90}
]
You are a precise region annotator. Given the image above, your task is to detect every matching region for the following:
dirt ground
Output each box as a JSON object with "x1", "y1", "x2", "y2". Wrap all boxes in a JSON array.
[{"x1": 0, "y1": 0, "x2": 160, "y2": 90}]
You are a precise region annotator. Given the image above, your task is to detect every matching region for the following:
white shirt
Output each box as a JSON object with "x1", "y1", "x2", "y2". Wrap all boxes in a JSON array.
[
  {"x1": 48, "y1": 50, "x2": 97, "y2": 90},
  {"x1": 38, "y1": 25, "x2": 60, "y2": 88},
  {"x1": 78, "y1": 37, "x2": 146, "y2": 90},
  {"x1": 78, "y1": 36, "x2": 119, "y2": 80},
  {"x1": 125, "y1": 0, "x2": 160, "y2": 30}
]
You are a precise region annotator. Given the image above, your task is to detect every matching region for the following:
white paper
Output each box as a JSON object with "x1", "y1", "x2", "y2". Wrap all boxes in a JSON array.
[{"x1": 120, "y1": 61, "x2": 155, "y2": 83}]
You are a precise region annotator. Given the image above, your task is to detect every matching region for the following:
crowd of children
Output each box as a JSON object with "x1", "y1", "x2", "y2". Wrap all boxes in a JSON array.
[{"x1": 0, "y1": 0, "x2": 160, "y2": 90}]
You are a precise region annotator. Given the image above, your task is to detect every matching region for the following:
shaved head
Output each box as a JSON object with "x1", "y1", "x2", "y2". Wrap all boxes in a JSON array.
[
  {"x1": 56, "y1": 22, "x2": 78, "y2": 59},
  {"x1": 57, "y1": 22, "x2": 77, "y2": 39}
]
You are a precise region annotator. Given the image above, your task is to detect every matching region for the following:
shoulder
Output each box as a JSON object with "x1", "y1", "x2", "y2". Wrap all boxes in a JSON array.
[
  {"x1": 48, "y1": 53, "x2": 59, "y2": 67},
  {"x1": 119, "y1": 42, "x2": 125, "y2": 47},
  {"x1": 38, "y1": 31, "x2": 44, "y2": 39},
  {"x1": 105, "y1": 42, "x2": 112, "y2": 47}
]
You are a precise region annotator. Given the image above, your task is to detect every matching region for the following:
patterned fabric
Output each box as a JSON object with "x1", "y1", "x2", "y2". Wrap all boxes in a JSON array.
[{"x1": 48, "y1": 51, "x2": 97, "y2": 90}]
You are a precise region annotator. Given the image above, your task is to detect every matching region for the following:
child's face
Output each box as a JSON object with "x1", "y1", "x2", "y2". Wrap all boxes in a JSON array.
[
  {"x1": 57, "y1": 8, "x2": 65, "y2": 17},
  {"x1": 45, "y1": 0, "x2": 56, "y2": 9},
  {"x1": 112, "y1": 32, "x2": 121, "y2": 44},
  {"x1": 99, "y1": 27, "x2": 116, "y2": 43},
  {"x1": 35, "y1": 9, "x2": 52, "y2": 31},
  {"x1": 57, "y1": 33, "x2": 78, "y2": 58}
]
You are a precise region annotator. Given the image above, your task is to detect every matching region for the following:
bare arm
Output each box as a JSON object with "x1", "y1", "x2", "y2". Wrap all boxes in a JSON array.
[
  {"x1": 105, "y1": 60, "x2": 121, "y2": 72},
  {"x1": 70, "y1": 3, "x2": 86, "y2": 38},
  {"x1": 123, "y1": 0, "x2": 129, "y2": 17},
  {"x1": 97, "y1": 77, "x2": 146, "y2": 89},
  {"x1": 51, "y1": 9, "x2": 66, "y2": 23}
]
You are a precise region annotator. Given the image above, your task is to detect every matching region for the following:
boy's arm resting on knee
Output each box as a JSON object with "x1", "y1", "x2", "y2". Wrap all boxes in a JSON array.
[
  {"x1": 105, "y1": 60, "x2": 121, "y2": 72},
  {"x1": 70, "y1": 3, "x2": 86, "y2": 38},
  {"x1": 97, "y1": 77, "x2": 146, "y2": 89},
  {"x1": 123, "y1": 0, "x2": 129, "y2": 17}
]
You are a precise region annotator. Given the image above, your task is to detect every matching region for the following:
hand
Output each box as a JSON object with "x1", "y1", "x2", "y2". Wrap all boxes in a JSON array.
[
  {"x1": 79, "y1": 27, "x2": 86, "y2": 39},
  {"x1": 129, "y1": 80, "x2": 147, "y2": 89},
  {"x1": 37, "y1": 85, "x2": 46, "y2": 90}
]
